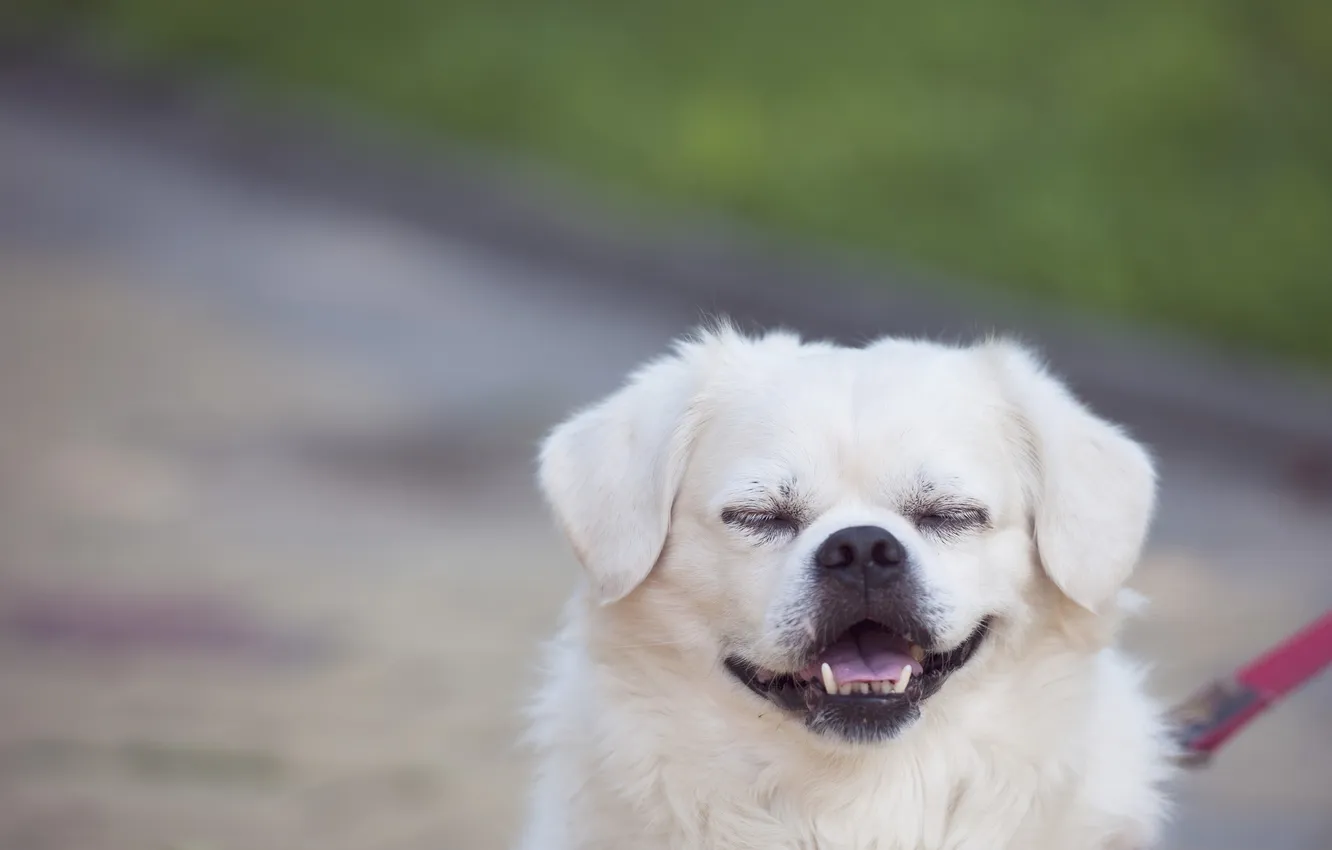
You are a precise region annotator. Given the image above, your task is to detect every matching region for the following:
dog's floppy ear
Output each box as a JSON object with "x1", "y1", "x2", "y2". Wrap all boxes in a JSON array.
[
  {"x1": 990, "y1": 341, "x2": 1157, "y2": 612},
  {"x1": 538, "y1": 348, "x2": 704, "y2": 605}
]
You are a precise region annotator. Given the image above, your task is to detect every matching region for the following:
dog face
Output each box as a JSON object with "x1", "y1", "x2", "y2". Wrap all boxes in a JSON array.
[{"x1": 539, "y1": 326, "x2": 1155, "y2": 743}]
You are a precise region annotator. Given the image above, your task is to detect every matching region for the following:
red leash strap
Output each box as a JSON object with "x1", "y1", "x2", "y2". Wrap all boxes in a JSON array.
[{"x1": 1170, "y1": 609, "x2": 1332, "y2": 767}]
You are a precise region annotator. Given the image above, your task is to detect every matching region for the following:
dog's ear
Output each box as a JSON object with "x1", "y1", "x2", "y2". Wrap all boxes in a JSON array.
[
  {"x1": 538, "y1": 348, "x2": 704, "y2": 605},
  {"x1": 989, "y1": 341, "x2": 1157, "y2": 612}
]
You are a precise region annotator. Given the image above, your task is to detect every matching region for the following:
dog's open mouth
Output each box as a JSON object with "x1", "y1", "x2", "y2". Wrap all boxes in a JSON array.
[{"x1": 724, "y1": 618, "x2": 992, "y2": 741}]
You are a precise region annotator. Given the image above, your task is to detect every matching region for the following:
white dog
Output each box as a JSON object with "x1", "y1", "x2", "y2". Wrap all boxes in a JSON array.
[{"x1": 522, "y1": 324, "x2": 1175, "y2": 850}]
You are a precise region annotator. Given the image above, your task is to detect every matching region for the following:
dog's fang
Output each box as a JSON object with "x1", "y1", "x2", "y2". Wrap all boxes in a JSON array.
[
  {"x1": 910, "y1": 645, "x2": 925, "y2": 662},
  {"x1": 894, "y1": 667, "x2": 912, "y2": 693},
  {"x1": 821, "y1": 663, "x2": 837, "y2": 694}
]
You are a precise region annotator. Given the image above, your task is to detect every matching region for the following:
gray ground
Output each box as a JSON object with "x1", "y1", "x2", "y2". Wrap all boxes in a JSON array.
[{"x1": 1, "y1": 88, "x2": 1330, "y2": 850}]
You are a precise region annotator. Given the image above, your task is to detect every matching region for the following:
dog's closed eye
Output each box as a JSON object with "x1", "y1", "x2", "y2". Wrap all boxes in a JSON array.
[
  {"x1": 912, "y1": 503, "x2": 991, "y2": 540},
  {"x1": 721, "y1": 505, "x2": 803, "y2": 541}
]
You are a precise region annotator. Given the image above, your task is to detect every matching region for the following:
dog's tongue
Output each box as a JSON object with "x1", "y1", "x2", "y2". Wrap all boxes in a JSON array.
[{"x1": 803, "y1": 629, "x2": 918, "y2": 683}]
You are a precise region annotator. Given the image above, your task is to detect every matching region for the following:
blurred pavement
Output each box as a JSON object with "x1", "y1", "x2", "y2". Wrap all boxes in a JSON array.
[{"x1": 1, "y1": 89, "x2": 1330, "y2": 849}]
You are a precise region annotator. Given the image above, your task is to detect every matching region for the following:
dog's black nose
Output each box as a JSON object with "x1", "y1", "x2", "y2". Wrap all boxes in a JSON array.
[{"x1": 815, "y1": 526, "x2": 905, "y2": 584}]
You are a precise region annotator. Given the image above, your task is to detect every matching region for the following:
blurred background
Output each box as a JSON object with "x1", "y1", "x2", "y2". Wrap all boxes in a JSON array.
[{"x1": 1, "y1": 3, "x2": 1330, "y2": 848}]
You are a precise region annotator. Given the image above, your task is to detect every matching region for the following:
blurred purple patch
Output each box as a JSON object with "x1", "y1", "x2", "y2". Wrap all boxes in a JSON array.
[
  {"x1": 0, "y1": 588, "x2": 335, "y2": 665},
  {"x1": 1284, "y1": 442, "x2": 1332, "y2": 504}
]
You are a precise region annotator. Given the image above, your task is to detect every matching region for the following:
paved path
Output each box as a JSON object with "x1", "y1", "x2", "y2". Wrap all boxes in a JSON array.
[{"x1": 1, "y1": 94, "x2": 1329, "y2": 850}]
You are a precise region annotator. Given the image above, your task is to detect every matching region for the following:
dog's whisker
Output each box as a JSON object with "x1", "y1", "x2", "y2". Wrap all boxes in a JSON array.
[{"x1": 601, "y1": 639, "x2": 698, "y2": 650}]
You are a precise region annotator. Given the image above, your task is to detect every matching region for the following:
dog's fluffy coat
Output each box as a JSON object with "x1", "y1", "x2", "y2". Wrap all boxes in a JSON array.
[{"x1": 522, "y1": 326, "x2": 1174, "y2": 850}]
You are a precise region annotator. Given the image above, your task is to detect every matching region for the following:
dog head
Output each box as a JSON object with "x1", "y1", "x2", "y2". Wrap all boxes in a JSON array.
[{"x1": 538, "y1": 325, "x2": 1155, "y2": 743}]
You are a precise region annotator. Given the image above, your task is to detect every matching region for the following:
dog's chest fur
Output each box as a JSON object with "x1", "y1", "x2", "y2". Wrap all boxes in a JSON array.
[
  {"x1": 542, "y1": 729, "x2": 1083, "y2": 849},
  {"x1": 649, "y1": 747, "x2": 1080, "y2": 850}
]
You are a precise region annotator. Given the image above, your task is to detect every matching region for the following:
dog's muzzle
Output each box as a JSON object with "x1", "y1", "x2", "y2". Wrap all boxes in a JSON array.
[{"x1": 723, "y1": 524, "x2": 994, "y2": 743}]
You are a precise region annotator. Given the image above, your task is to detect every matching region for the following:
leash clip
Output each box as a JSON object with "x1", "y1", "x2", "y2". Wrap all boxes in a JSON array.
[{"x1": 1167, "y1": 679, "x2": 1260, "y2": 768}]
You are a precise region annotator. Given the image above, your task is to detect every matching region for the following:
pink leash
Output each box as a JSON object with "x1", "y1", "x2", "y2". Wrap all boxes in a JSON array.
[{"x1": 1169, "y1": 609, "x2": 1332, "y2": 766}]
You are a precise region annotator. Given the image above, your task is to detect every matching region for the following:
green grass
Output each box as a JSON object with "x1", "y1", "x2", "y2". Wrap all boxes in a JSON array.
[{"x1": 18, "y1": 1, "x2": 1332, "y2": 366}]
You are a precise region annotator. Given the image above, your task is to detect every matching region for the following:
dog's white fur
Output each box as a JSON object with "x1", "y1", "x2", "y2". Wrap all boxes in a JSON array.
[{"x1": 523, "y1": 325, "x2": 1175, "y2": 850}]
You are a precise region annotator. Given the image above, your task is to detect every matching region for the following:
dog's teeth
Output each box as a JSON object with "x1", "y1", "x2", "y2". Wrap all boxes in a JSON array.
[
  {"x1": 872, "y1": 681, "x2": 891, "y2": 695},
  {"x1": 910, "y1": 645, "x2": 925, "y2": 662},
  {"x1": 894, "y1": 667, "x2": 913, "y2": 693},
  {"x1": 838, "y1": 683, "x2": 855, "y2": 696},
  {"x1": 821, "y1": 663, "x2": 836, "y2": 694},
  {"x1": 860, "y1": 683, "x2": 872, "y2": 695}
]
